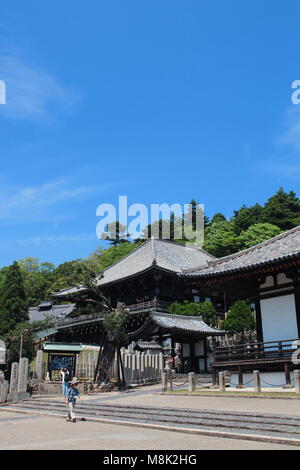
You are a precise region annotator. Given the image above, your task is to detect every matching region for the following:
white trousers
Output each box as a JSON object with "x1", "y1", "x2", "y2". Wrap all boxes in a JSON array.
[{"x1": 68, "y1": 402, "x2": 76, "y2": 420}]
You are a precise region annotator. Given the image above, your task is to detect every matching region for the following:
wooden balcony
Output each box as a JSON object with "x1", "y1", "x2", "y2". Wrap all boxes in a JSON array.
[
  {"x1": 212, "y1": 338, "x2": 300, "y2": 371},
  {"x1": 127, "y1": 299, "x2": 171, "y2": 313}
]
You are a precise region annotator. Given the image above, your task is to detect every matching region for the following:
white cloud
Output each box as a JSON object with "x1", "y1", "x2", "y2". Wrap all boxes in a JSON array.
[
  {"x1": 276, "y1": 106, "x2": 300, "y2": 152},
  {"x1": 257, "y1": 105, "x2": 300, "y2": 179},
  {"x1": 1, "y1": 233, "x2": 96, "y2": 246},
  {"x1": 0, "y1": 175, "x2": 98, "y2": 223},
  {"x1": 0, "y1": 55, "x2": 80, "y2": 121}
]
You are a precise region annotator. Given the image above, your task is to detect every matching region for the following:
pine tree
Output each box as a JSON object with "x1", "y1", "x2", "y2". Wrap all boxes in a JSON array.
[
  {"x1": 262, "y1": 187, "x2": 300, "y2": 230},
  {"x1": 0, "y1": 261, "x2": 28, "y2": 336}
]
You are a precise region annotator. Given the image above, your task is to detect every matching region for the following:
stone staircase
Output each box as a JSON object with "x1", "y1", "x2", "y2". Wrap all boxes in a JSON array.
[{"x1": 2, "y1": 398, "x2": 300, "y2": 446}]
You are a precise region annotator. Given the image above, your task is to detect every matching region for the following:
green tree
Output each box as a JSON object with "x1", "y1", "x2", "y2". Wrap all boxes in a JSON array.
[
  {"x1": 168, "y1": 301, "x2": 216, "y2": 326},
  {"x1": 0, "y1": 262, "x2": 28, "y2": 335},
  {"x1": 2, "y1": 317, "x2": 56, "y2": 365},
  {"x1": 203, "y1": 220, "x2": 241, "y2": 257},
  {"x1": 262, "y1": 187, "x2": 300, "y2": 230},
  {"x1": 86, "y1": 241, "x2": 142, "y2": 271},
  {"x1": 18, "y1": 257, "x2": 56, "y2": 307},
  {"x1": 210, "y1": 212, "x2": 227, "y2": 224},
  {"x1": 103, "y1": 308, "x2": 130, "y2": 346},
  {"x1": 232, "y1": 203, "x2": 265, "y2": 234},
  {"x1": 239, "y1": 223, "x2": 282, "y2": 249},
  {"x1": 101, "y1": 221, "x2": 129, "y2": 245},
  {"x1": 221, "y1": 300, "x2": 255, "y2": 336}
]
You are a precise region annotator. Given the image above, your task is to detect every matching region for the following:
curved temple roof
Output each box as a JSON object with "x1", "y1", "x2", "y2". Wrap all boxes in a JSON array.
[
  {"x1": 182, "y1": 225, "x2": 300, "y2": 279},
  {"x1": 129, "y1": 311, "x2": 224, "y2": 338},
  {"x1": 53, "y1": 238, "x2": 215, "y2": 298}
]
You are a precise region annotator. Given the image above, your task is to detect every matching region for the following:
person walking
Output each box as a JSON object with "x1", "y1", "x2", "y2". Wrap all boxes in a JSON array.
[
  {"x1": 60, "y1": 367, "x2": 69, "y2": 396},
  {"x1": 65, "y1": 379, "x2": 81, "y2": 422}
]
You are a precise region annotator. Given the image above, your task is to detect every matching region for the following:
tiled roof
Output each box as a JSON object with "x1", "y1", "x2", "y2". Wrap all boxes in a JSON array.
[
  {"x1": 134, "y1": 340, "x2": 163, "y2": 350},
  {"x1": 53, "y1": 239, "x2": 215, "y2": 297},
  {"x1": 150, "y1": 312, "x2": 224, "y2": 336},
  {"x1": 28, "y1": 302, "x2": 76, "y2": 323},
  {"x1": 183, "y1": 225, "x2": 300, "y2": 278}
]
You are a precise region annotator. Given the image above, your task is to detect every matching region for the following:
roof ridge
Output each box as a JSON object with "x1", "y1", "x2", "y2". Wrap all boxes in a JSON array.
[
  {"x1": 98, "y1": 239, "x2": 151, "y2": 275},
  {"x1": 182, "y1": 224, "x2": 300, "y2": 274}
]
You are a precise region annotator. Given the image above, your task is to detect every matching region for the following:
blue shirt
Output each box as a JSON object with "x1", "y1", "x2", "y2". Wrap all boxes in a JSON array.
[{"x1": 66, "y1": 387, "x2": 80, "y2": 403}]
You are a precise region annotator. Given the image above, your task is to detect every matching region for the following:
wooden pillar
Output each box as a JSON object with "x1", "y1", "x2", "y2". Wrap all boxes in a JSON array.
[
  {"x1": 203, "y1": 339, "x2": 208, "y2": 373},
  {"x1": 293, "y1": 278, "x2": 300, "y2": 338},
  {"x1": 189, "y1": 343, "x2": 195, "y2": 372},
  {"x1": 212, "y1": 368, "x2": 217, "y2": 385},
  {"x1": 284, "y1": 363, "x2": 291, "y2": 386},
  {"x1": 255, "y1": 298, "x2": 263, "y2": 342},
  {"x1": 238, "y1": 366, "x2": 243, "y2": 387}
]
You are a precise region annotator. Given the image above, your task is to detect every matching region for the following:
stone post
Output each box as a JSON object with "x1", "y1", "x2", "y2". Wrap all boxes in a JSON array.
[
  {"x1": 188, "y1": 372, "x2": 195, "y2": 392},
  {"x1": 136, "y1": 353, "x2": 141, "y2": 384},
  {"x1": 294, "y1": 370, "x2": 300, "y2": 394},
  {"x1": 154, "y1": 355, "x2": 159, "y2": 380},
  {"x1": 141, "y1": 353, "x2": 145, "y2": 383},
  {"x1": 7, "y1": 362, "x2": 19, "y2": 401},
  {"x1": 127, "y1": 354, "x2": 132, "y2": 383},
  {"x1": 35, "y1": 350, "x2": 44, "y2": 382},
  {"x1": 253, "y1": 370, "x2": 261, "y2": 393},
  {"x1": 131, "y1": 354, "x2": 136, "y2": 383},
  {"x1": 161, "y1": 372, "x2": 168, "y2": 392},
  {"x1": 0, "y1": 372, "x2": 8, "y2": 404},
  {"x1": 17, "y1": 357, "x2": 30, "y2": 400},
  {"x1": 219, "y1": 371, "x2": 225, "y2": 392}
]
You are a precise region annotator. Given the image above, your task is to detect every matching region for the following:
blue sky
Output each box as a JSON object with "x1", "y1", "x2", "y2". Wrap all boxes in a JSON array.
[{"x1": 0, "y1": 1, "x2": 299, "y2": 267}]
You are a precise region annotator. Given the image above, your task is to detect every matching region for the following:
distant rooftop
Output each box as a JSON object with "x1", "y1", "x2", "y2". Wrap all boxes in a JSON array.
[
  {"x1": 53, "y1": 238, "x2": 215, "y2": 298},
  {"x1": 28, "y1": 302, "x2": 76, "y2": 323},
  {"x1": 183, "y1": 225, "x2": 300, "y2": 279}
]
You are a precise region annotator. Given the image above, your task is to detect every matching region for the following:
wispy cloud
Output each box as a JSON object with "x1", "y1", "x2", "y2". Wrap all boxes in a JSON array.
[
  {"x1": 0, "y1": 175, "x2": 99, "y2": 223},
  {"x1": 0, "y1": 55, "x2": 80, "y2": 122},
  {"x1": 0, "y1": 233, "x2": 96, "y2": 247},
  {"x1": 257, "y1": 105, "x2": 300, "y2": 179}
]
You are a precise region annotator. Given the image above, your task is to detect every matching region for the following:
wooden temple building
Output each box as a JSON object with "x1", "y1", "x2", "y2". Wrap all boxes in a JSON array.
[
  {"x1": 36, "y1": 239, "x2": 226, "y2": 377},
  {"x1": 182, "y1": 225, "x2": 300, "y2": 386},
  {"x1": 33, "y1": 226, "x2": 300, "y2": 385}
]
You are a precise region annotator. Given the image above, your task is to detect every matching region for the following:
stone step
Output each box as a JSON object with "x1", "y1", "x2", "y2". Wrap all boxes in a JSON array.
[{"x1": 3, "y1": 399, "x2": 300, "y2": 444}]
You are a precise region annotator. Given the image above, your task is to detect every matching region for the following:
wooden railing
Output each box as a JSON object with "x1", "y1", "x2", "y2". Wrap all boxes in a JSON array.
[
  {"x1": 213, "y1": 338, "x2": 300, "y2": 365},
  {"x1": 127, "y1": 300, "x2": 171, "y2": 312}
]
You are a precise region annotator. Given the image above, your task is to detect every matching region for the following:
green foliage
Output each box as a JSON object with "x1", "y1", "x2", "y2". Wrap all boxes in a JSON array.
[
  {"x1": 221, "y1": 300, "x2": 255, "y2": 336},
  {"x1": 232, "y1": 203, "x2": 265, "y2": 234},
  {"x1": 2, "y1": 318, "x2": 55, "y2": 363},
  {"x1": 239, "y1": 223, "x2": 282, "y2": 248},
  {"x1": 103, "y1": 309, "x2": 130, "y2": 345},
  {"x1": 100, "y1": 221, "x2": 129, "y2": 245},
  {"x1": 0, "y1": 262, "x2": 28, "y2": 335},
  {"x1": 262, "y1": 187, "x2": 300, "y2": 230},
  {"x1": 18, "y1": 257, "x2": 56, "y2": 307},
  {"x1": 203, "y1": 220, "x2": 241, "y2": 257},
  {"x1": 86, "y1": 241, "x2": 143, "y2": 271},
  {"x1": 168, "y1": 301, "x2": 216, "y2": 326}
]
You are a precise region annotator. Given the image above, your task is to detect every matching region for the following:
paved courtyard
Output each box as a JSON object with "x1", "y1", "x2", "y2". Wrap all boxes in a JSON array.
[
  {"x1": 1, "y1": 383, "x2": 300, "y2": 450},
  {"x1": 0, "y1": 410, "x2": 297, "y2": 450}
]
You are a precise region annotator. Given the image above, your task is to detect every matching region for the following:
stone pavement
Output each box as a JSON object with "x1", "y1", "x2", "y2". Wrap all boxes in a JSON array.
[
  {"x1": 0, "y1": 411, "x2": 297, "y2": 450},
  {"x1": 71, "y1": 383, "x2": 300, "y2": 417},
  {"x1": 1, "y1": 383, "x2": 300, "y2": 450}
]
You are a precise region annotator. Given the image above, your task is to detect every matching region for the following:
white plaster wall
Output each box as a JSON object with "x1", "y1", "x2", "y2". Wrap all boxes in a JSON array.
[
  {"x1": 230, "y1": 371, "x2": 295, "y2": 388},
  {"x1": 260, "y1": 294, "x2": 298, "y2": 342}
]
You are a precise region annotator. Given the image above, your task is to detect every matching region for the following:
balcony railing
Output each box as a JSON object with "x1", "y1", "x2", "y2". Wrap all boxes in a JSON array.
[
  {"x1": 127, "y1": 299, "x2": 171, "y2": 312},
  {"x1": 213, "y1": 338, "x2": 300, "y2": 365}
]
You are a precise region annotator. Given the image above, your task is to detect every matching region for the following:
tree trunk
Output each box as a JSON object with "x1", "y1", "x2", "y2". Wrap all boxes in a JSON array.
[{"x1": 94, "y1": 332, "x2": 116, "y2": 384}]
